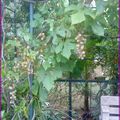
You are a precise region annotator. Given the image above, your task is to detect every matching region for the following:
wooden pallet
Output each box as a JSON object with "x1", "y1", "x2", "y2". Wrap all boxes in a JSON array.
[{"x1": 100, "y1": 96, "x2": 119, "y2": 120}]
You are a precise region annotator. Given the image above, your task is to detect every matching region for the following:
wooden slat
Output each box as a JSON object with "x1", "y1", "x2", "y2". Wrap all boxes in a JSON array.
[
  {"x1": 100, "y1": 96, "x2": 119, "y2": 120},
  {"x1": 101, "y1": 106, "x2": 109, "y2": 112},
  {"x1": 101, "y1": 106, "x2": 119, "y2": 115},
  {"x1": 109, "y1": 107, "x2": 119, "y2": 114},
  {"x1": 101, "y1": 96, "x2": 119, "y2": 106},
  {"x1": 109, "y1": 116, "x2": 119, "y2": 120},
  {"x1": 101, "y1": 113, "x2": 109, "y2": 120}
]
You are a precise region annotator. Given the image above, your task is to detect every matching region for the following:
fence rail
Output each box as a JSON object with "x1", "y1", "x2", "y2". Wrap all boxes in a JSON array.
[{"x1": 55, "y1": 79, "x2": 118, "y2": 120}]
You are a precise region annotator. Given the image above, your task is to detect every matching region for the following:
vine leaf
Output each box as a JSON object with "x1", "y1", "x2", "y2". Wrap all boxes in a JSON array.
[
  {"x1": 91, "y1": 22, "x2": 104, "y2": 36},
  {"x1": 55, "y1": 42, "x2": 64, "y2": 54},
  {"x1": 32, "y1": 81, "x2": 39, "y2": 96},
  {"x1": 96, "y1": 0, "x2": 105, "y2": 15},
  {"x1": 39, "y1": 84, "x2": 48, "y2": 102},
  {"x1": 6, "y1": 40, "x2": 21, "y2": 47},
  {"x1": 46, "y1": 19, "x2": 54, "y2": 31},
  {"x1": 42, "y1": 61, "x2": 51, "y2": 70},
  {"x1": 56, "y1": 27, "x2": 66, "y2": 38},
  {"x1": 71, "y1": 11, "x2": 85, "y2": 25},
  {"x1": 63, "y1": 0, "x2": 69, "y2": 7},
  {"x1": 52, "y1": 33, "x2": 59, "y2": 45},
  {"x1": 62, "y1": 40, "x2": 75, "y2": 59},
  {"x1": 38, "y1": 66, "x2": 62, "y2": 91},
  {"x1": 65, "y1": 5, "x2": 79, "y2": 12},
  {"x1": 84, "y1": 8, "x2": 96, "y2": 19},
  {"x1": 17, "y1": 81, "x2": 29, "y2": 94},
  {"x1": 42, "y1": 76, "x2": 54, "y2": 91}
]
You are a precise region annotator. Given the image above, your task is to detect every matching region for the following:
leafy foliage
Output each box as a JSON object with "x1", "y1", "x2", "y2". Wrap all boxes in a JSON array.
[{"x1": 2, "y1": 0, "x2": 118, "y2": 119}]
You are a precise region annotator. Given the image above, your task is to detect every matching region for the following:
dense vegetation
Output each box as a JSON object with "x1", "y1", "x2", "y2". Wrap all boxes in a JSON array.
[{"x1": 2, "y1": 0, "x2": 118, "y2": 119}]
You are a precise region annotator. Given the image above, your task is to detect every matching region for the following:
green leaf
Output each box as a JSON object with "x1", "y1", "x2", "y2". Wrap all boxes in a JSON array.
[
  {"x1": 6, "y1": 40, "x2": 21, "y2": 47},
  {"x1": 63, "y1": 0, "x2": 69, "y2": 7},
  {"x1": 17, "y1": 81, "x2": 29, "y2": 94},
  {"x1": 37, "y1": 66, "x2": 62, "y2": 91},
  {"x1": 37, "y1": 69, "x2": 54, "y2": 91},
  {"x1": 96, "y1": 41, "x2": 108, "y2": 47},
  {"x1": 37, "y1": 68, "x2": 46, "y2": 84},
  {"x1": 15, "y1": 99, "x2": 26, "y2": 113},
  {"x1": 96, "y1": 0, "x2": 105, "y2": 15},
  {"x1": 46, "y1": 19, "x2": 54, "y2": 31},
  {"x1": 51, "y1": 33, "x2": 59, "y2": 45},
  {"x1": 62, "y1": 40, "x2": 75, "y2": 59},
  {"x1": 56, "y1": 27, "x2": 71, "y2": 38},
  {"x1": 37, "y1": 65, "x2": 62, "y2": 91},
  {"x1": 84, "y1": 8, "x2": 96, "y2": 19},
  {"x1": 91, "y1": 22, "x2": 104, "y2": 36},
  {"x1": 72, "y1": 60, "x2": 85, "y2": 78},
  {"x1": 55, "y1": 42, "x2": 63, "y2": 54},
  {"x1": 56, "y1": 27, "x2": 65, "y2": 37},
  {"x1": 56, "y1": 54, "x2": 68, "y2": 63},
  {"x1": 2, "y1": 69, "x2": 5, "y2": 78},
  {"x1": 53, "y1": 65, "x2": 62, "y2": 78},
  {"x1": 32, "y1": 81, "x2": 39, "y2": 96},
  {"x1": 23, "y1": 33, "x2": 31, "y2": 42},
  {"x1": 42, "y1": 74, "x2": 54, "y2": 91},
  {"x1": 39, "y1": 84, "x2": 48, "y2": 102},
  {"x1": 71, "y1": 11, "x2": 85, "y2": 25},
  {"x1": 29, "y1": 50, "x2": 37, "y2": 60},
  {"x1": 62, "y1": 47, "x2": 71, "y2": 59},
  {"x1": 65, "y1": 5, "x2": 79, "y2": 12},
  {"x1": 42, "y1": 61, "x2": 51, "y2": 70},
  {"x1": 61, "y1": 60, "x2": 76, "y2": 72}
]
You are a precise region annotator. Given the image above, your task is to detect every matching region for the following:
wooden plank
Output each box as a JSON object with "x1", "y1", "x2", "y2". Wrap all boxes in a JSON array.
[
  {"x1": 101, "y1": 96, "x2": 119, "y2": 106},
  {"x1": 101, "y1": 106, "x2": 119, "y2": 114},
  {"x1": 101, "y1": 113, "x2": 109, "y2": 120},
  {"x1": 109, "y1": 116, "x2": 119, "y2": 120},
  {"x1": 101, "y1": 106, "x2": 109, "y2": 112},
  {"x1": 109, "y1": 107, "x2": 119, "y2": 114},
  {"x1": 100, "y1": 96, "x2": 119, "y2": 120}
]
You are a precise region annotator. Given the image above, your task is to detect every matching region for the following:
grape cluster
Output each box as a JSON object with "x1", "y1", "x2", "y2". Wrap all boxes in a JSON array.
[
  {"x1": 38, "y1": 54, "x2": 45, "y2": 64},
  {"x1": 37, "y1": 32, "x2": 45, "y2": 40},
  {"x1": 9, "y1": 83, "x2": 16, "y2": 106},
  {"x1": 75, "y1": 33, "x2": 86, "y2": 60}
]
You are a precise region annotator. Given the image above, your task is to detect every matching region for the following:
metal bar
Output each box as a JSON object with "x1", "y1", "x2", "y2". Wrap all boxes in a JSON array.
[
  {"x1": 0, "y1": 0, "x2": 2, "y2": 119},
  {"x1": 68, "y1": 81, "x2": 72, "y2": 120},
  {"x1": 56, "y1": 79, "x2": 118, "y2": 119},
  {"x1": 29, "y1": 0, "x2": 33, "y2": 34},
  {"x1": 29, "y1": 0, "x2": 34, "y2": 119},
  {"x1": 56, "y1": 79, "x2": 118, "y2": 83},
  {"x1": 28, "y1": 72, "x2": 33, "y2": 120},
  {"x1": 57, "y1": 79, "x2": 118, "y2": 120},
  {"x1": 13, "y1": 0, "x2": 16, "y2": 35}
]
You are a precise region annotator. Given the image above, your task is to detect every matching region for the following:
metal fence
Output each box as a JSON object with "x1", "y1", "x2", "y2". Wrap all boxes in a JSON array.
[{"x1": 47, "y1": 79, "x2": 119, "y2": 120}]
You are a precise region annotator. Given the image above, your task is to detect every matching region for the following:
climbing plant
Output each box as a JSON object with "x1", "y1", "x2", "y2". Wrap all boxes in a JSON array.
[{"x1": 2, "y1": 0, "x2": 118, "y2": 119}]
